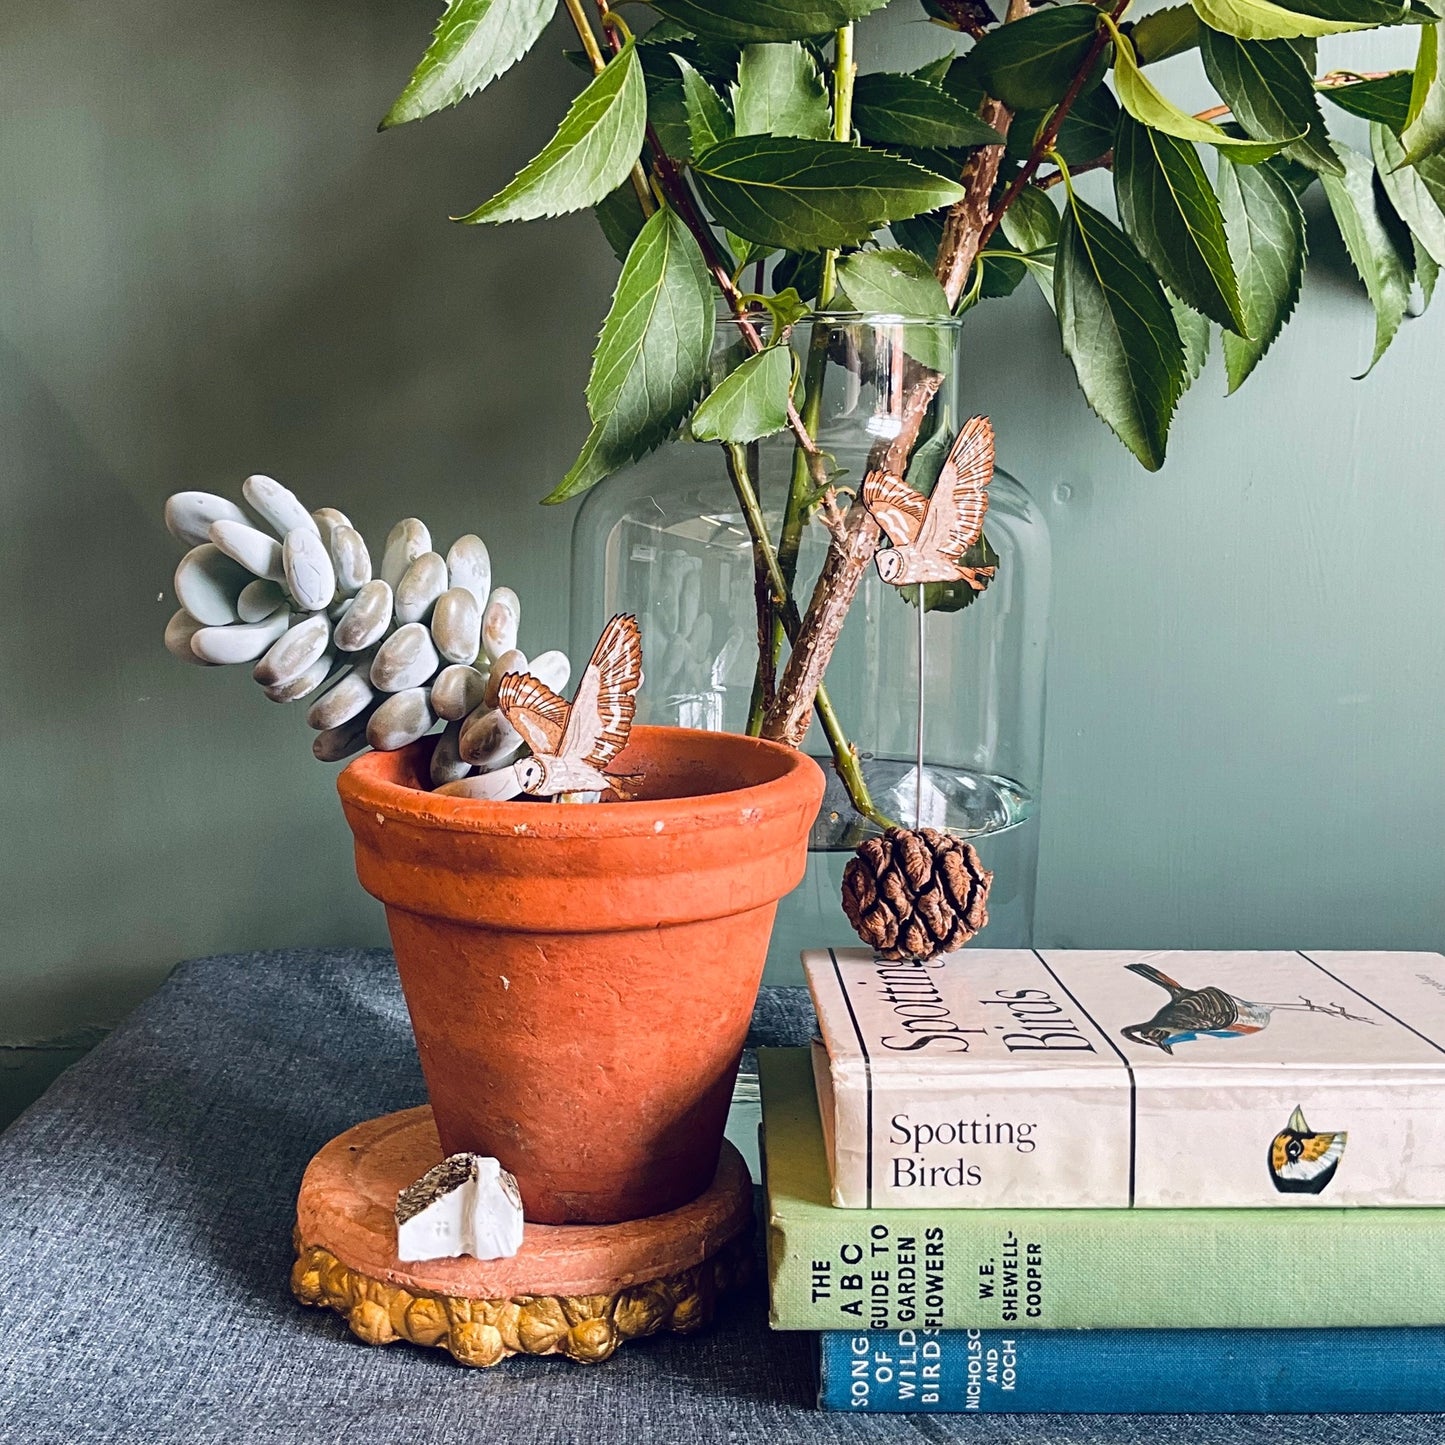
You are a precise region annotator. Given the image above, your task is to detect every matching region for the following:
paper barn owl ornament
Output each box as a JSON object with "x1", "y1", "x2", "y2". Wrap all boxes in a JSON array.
[
  {"x1": 496, "y1": 612, "x2": 643, "y2": 797},
  {"x1": 863, "y1": 415, "x2": 997, "y2": 590}
]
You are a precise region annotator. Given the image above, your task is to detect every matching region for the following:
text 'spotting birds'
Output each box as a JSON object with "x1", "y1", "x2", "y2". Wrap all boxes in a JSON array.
[
  {"x1": 1120, "y1": 962, "x2": 1376, "y2": 1054},
  {"x1": 497, "y1": 613, "x2": 642, "y2": 797},
  {"x1": 863, "y1": 415, "x2": 997, "y2": 589}
]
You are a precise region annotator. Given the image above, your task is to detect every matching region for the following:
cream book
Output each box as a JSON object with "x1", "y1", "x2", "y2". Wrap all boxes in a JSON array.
[{"x1": 805, "y1": 948, "x2": 1445, "y2": 1209}]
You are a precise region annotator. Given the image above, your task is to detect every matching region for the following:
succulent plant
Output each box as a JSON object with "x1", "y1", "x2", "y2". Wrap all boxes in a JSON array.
[{"x1": 162, "y1": 476, "x2": 569, "y2": 791}]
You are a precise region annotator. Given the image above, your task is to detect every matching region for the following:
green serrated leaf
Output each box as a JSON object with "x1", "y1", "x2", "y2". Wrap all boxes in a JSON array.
[
  {"x1": 1131, "y1": 5, "x2": 1204, "y2": 62},
  {"x1": 1200, "y1": 30, "x2": 1343, "y2": 175},
  {"x1": 548, "y1": 207, "x2": 715, "y2": 502},
  {"x1": 772, "y1": 250, "x2": 825, "y2": 301},
  {"x1": 1216, "y1": 153, "x2": 1307, "y2": 389},
  {"x1": 650, "y1": 0, "x2": 888, "y2": 43},
  {"x1": 1189, "y1": 0, "x2": 1382, "y2": 38},
  {"x1": 912, "y1": 53, "x2": 957, "y2": 88},
  {"x1": 890, "y1": 210, "x2": 947, "y2": 261},
  {"x1": 594, "y1": 181, "x2": 648, "y2": 261},
  {"x1": 1113, "y1": 113, "x2": 1249, "y2": 333},
  {"x1": 836, "y1": 247, "x2": 951, "y2": 315},
  {"x1": 978, "y1": 243, "x2": 1030, "y2": 298},
  {"x1": 382, "y1": 0, "x2": 558, "y2": 128},
  {"x1": 1054, "y1": 192, "x2": 1186, "y2": 470},
  {"x1": 1416, "y1": 232, "x2": 1441, "y2": 305},
  {"x1": 690, "y1": 137, "x2": 965, "y2": 250},
  {"x1": 1168, "y1": 290, "x2": 1214, "y2": 385},
  {"x1": 690, "y1": 346, "x2": 795, "y2": 442},
  {"x1": 1318, "y1": 71, "x2": 1414, "y2": 129},
  {"x1": 1285, "y1": 0, "x2": 1421, "y2": 23},
  {"x1": 967, "y1": 6, "x2": 1105, "y2": 110},
  {"x1": 677, "y1": 57, "x2": 733, "y2": 155},
  {"x1": 649, "y1": 75, "x2": 694, "y2": 160},
  {"x1": 457, "y1": 40, "x2": 646, "y2": 224},
  {"x1": 835, "y1": 248, "x2": 954, "y2": 369},
  {"x1": 1373, "y1": 120, "x2": 1445, "y2": 261},
  {"x1": 1002, "y1": 186, "x2": 1060, "y2": 305},
  {"x1": 1010, "y1": 85, "x2": 1121, "y2": 166},
  {"x1": 853, "y1": 73, "x2": 1005, "y2": 148},
  {"x1": 1401, "y1": 23, "x2": 1445, "y2": 163},
  {"x1": 1111, "y1": 20, "x2": 1298, "y2": 159},
  {"x1": 733, "y1": 43, "x2": 831, "y2": 140},
  {"x1": 1319, "y1": 144, "x2": 1412, "y2": 375}
]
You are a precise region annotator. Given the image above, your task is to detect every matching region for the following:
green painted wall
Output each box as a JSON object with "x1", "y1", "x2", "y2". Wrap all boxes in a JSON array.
[{"x1": 2, "y1": 3, "x2": 1441, "y2": 1121}]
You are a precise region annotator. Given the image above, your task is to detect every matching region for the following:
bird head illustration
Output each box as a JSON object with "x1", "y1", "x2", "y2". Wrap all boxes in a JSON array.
[
  {"x1": 1122, "y1": 1022, "x2": 1177, "y2": 1054},
  {"x1": 1268, "y1": 1106, "x2": 1347, "y2": 1194},
  {"x1": 874, "y1": 545, "x2": 904, "y2": 584}
]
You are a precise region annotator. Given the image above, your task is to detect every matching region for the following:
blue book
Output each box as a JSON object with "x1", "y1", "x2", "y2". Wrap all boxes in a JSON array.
[{"x1": 819, "y1": 1328, "x2": 1445, "y2": 1413}]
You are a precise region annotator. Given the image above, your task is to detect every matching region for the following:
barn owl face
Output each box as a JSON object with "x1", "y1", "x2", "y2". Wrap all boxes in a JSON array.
[
  {"x1": 875, "y1": 547, "x2": 903, "y2": 583},
  {"x1": 1268, "y1": 1106, "x2": 1347, "y2": 1194},
  {"x1": 517, "y1": 757, "x2": 545, "y2": 795}
]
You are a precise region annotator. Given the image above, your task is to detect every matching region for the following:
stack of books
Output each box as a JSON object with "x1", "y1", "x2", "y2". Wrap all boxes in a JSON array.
[{"x1": 762, "y1": 947, "x2": 1445, "y2": 1413}]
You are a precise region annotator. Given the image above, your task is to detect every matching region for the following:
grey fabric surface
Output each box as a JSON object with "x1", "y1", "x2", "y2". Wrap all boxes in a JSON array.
[{"x1": 0, "y1": 949, "x2": 1440, "y2": 1444}]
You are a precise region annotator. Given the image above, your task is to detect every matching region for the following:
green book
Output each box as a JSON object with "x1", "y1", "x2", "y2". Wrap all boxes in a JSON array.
[{"x1": 762, "y1": 1046, "x2": 1445, "y2": 1331}]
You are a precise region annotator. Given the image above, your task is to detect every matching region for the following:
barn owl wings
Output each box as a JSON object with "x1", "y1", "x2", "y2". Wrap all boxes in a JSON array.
[
  {"x1": 561, "y1": 613, "x2": 642, "y2": 769},
  {"x1": 497, "y1": 673, "x2": 569, "y2": 757},
  {"x1": 922, "y1": 415, "x2": 993, "y2": 565},
  {"x1": 498, "y1": 614, "x2": 642, "y2": 773},
  {"x1": 861, "y1": 471, "x2": 928, "y2": 548}
]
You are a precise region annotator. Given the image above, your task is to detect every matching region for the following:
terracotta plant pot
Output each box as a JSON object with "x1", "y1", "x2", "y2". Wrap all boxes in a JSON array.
[{"x1": 337, "y1": 725, "x2": 825, "y2": 1226}]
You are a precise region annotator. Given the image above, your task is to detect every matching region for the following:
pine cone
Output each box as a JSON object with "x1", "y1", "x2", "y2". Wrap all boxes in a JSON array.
[{"x1": 841, "y1": 826, "x2": 992, "y2": 962}]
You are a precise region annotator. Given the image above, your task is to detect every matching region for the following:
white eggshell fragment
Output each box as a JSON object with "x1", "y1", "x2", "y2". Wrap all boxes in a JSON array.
[
  {"x1": 431, "y1": 663, "x2": 488, "y2": 722},
  {"x1": 253, "y1": 613, "x2": 330, "y2": 688},
  {"x1": 482, "y1": 649, "x2": 527, "y2": 709},
  {"x1": 430, "y1": 587, "x2": 481, "y2": 665},
  {"x1": 367, "y1": 688, "x2": 434, "y2": 751},
  {"x1": 380, "y1": 518, "x2": 431, "y2": 591},
  {"x1": 243, "y1": 474, "x2": 317, "y2": 539},
  {"x1": 395, "y1": 1154, "x2": 523, "y2": 1262},
  {"x1": 164, "y1": 609, "x2": 214, "y2": 666},
  {"x1": 429, "y1": 721, "x2": 473, "y2": 787},
  {"x1": 262, "y1": 651, "x2": 335, "y2": 703},
  {"x1": 458, "y1": 706, "x2": 524, "y2": 770},
  {"x1": 283, "y1": 527, "x2": 336, "y2": 612},
  {"x1": 435, "y1": 764, "x2": 527, "y2": 801},
  {"x1": 527, "y1": 649, "x2": 571, "y2": 695},
  {"x1": 237, "y1": 578, "x2": 287, "y2": 623},
  {"x1": 164, "y1": 491, "x2": 249, "y2": 548},
  {"x1": 174, "y1": 544, "x2": 252, "y2": 626},
  {"x1": 209, "y1": 520, "x2": 285, "y2": 581},
  {"x1": 307, "y1": 671, "x2": 374, "y2": 731},
  {"x1": 329, "y1": 524, "x2": 371, "y2": 596},
  {"x1": 370, "y1": 623, "x2": 439, "y2": 693},
  {"x1": 313, "y1": 707, "x2": 376, "y2": 762},
  {"x1": 333, "y1": 580, "x2": 392, "y2": 652},
  {"x1": 481, "y1": 587, "x2": 521, "y2": 662},
  {"x1": 190, "y1": 607, "x2": 290, "y2": 664},
  {"x1": 445, "y1": 535, "x2": 491, "y2": 609},
  {"x1": 311, "y1": 507, "x2": 351, "y2": 547},
  {"x1": 395, "y1": 552, "x2": 448, "y2": 625}
]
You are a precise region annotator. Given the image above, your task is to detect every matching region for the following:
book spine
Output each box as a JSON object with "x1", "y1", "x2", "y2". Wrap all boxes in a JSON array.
[
  {"x1": 818, "y1": 1328, "x2": 1445, "y2": 1413},
  {"x1": 768, "y1": 1205, "x2": 1445, "y2": 1330}
]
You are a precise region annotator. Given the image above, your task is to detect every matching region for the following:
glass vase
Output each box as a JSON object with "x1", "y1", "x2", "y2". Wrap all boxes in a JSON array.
[{"x1": 570, "y1": 314, "x2": 1050, "y2": 983}]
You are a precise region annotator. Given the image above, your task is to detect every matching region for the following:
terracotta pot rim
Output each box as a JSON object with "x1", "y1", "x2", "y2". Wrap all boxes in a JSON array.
[{"x1": 337, "y1": 725, "x2": 824, "y2": 839}]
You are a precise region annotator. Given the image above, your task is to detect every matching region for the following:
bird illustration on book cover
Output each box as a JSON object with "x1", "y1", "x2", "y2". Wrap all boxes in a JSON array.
[
  {"x1": 496, "y1": 613, "x2": 642, "y2": 797},
  {"x1": 1268, "y1": 1106, "x2": 1348, "y2": 1194},
  {"x1": 863, "y1": 415, "x2": 998, "y2": 589},
  {"x1": 1120, "y1": 962, "x2": 1377, "y2": 1054}
]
